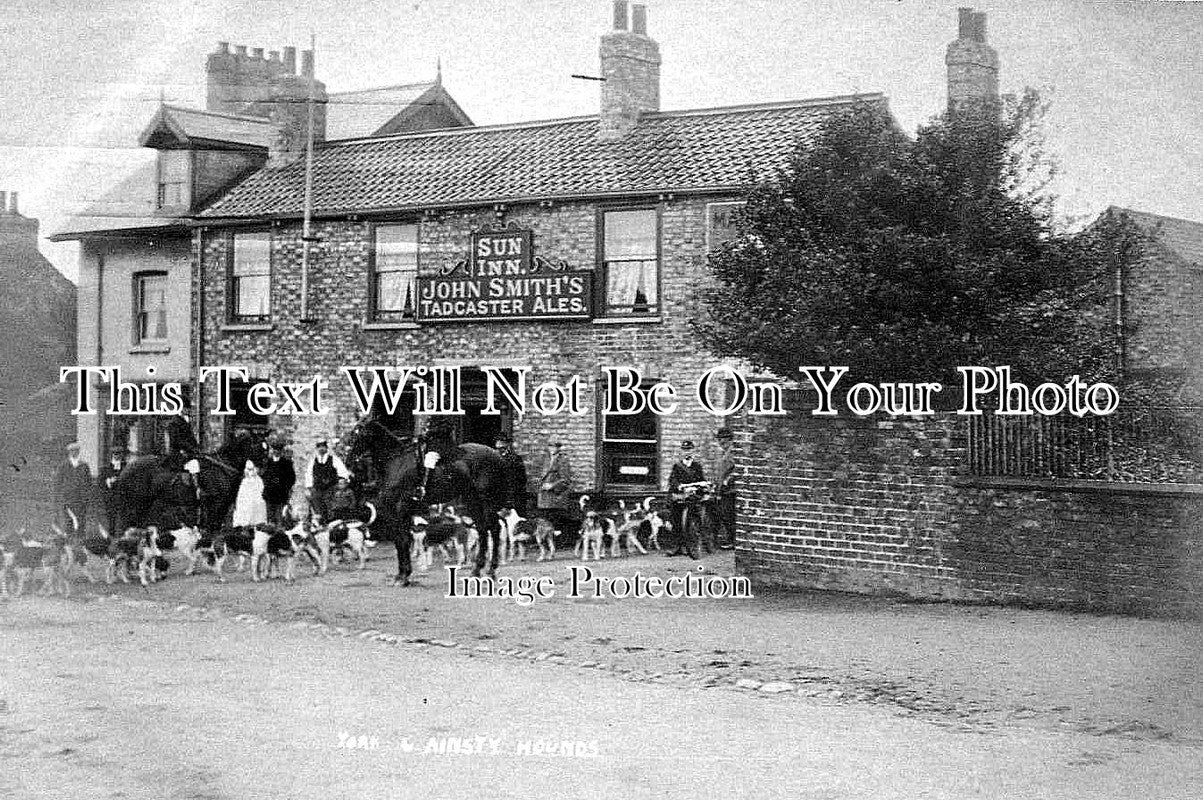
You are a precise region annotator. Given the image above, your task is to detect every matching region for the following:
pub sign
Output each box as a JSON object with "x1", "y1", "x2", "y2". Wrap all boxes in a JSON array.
[{"x1": 416, "y1": 222, "x2": 592, "y2": 322}]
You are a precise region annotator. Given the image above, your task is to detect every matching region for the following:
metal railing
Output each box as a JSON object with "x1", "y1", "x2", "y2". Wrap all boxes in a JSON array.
[{"x1": 965, "y1": 407, "x2": 1203, "y2": 484}]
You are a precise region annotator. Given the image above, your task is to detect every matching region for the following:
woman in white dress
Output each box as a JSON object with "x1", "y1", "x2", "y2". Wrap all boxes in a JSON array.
[{"x1": 232, "y1": 460, "x2": 268, "y2": 528}]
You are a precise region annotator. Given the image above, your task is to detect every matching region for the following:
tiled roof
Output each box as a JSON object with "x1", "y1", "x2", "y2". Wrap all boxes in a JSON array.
[
  {"x1": 1111, "y1": 207, "x2": 1203, "y2": 268},
  {"x1": 200, "y1": 94, "x2": 885, "y2": 220},
  {"x1": 139, "y1": 104, "x2": 276, "y2": 149}
]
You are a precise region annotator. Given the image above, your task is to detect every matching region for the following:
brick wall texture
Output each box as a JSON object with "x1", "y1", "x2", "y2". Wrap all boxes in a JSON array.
[
  {"x1": 735, "y1": 390, "x2": 1203, "y2": 618},
  {"x1": 196, "y1": 196, "x2": 738, "y2": 497}
]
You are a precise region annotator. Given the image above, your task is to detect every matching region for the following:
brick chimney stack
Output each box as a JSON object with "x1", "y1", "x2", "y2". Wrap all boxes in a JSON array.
[
  {"x1": 204, "y1": 40, "x2": 326, "y2": 165},
  {"x1": 0, "y1": 190, "x2": 41, "y2": 251},
  {"x1": 946, "y1": 7, "x2": 1000, "y2": 118},
  {"x1": 205, "y1": 40, "x2": 298, "y2": 115},
  {"x1": 598, "y1": 0, "x2": 661, "y2": 140},
  {"x1": 267, "y1": 48, "x2": 327, "y2": 166}
]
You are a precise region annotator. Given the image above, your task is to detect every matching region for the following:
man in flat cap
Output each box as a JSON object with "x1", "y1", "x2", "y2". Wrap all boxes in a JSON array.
[
  {"x1": 536, "y1": 441, "x2": 574, "y2": 540},
  {"x1": 667, "y1": 439, "x2": 705, "y2": 559}
]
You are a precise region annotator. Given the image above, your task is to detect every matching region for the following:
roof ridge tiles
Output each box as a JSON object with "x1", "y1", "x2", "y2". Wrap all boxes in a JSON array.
[{"x1": 319, "y1": 91, "x2": 886, "y2": 148}]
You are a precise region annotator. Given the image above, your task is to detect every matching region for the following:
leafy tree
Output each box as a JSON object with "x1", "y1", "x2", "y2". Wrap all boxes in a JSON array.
[{"x1": 699, "y1": 90, "x2": 1144, "y2": 391}]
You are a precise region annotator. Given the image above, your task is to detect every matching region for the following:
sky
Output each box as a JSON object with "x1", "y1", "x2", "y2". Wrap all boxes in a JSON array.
[{"x1": 1, "y1": 0, "x2": 1200, "y2": 282}]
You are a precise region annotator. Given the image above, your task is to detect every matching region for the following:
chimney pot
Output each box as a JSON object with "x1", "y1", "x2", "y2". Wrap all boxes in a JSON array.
[
  {"x1": 252, "y1": 47, "x2": 264, "y2": 59},
  {"x1": 612, "y1": 0, "x2": 629, "y2": 31},
  {"x1": 301, "y1": 49, "x2": 314, "y2": 78},
  {"x1": 0, "y1": 192, "x2": 7, "y2": 215},
  {"x1": 973, "y1": 11, "x2": 987, "y2": 42},
  {"x1": 632, "y1": 4, "x2": 647, "y2": 35},
  {"x1": 9, "y1": 191, "x2": 19, "y2": 215},
  {"x1": 217, "y1": 41, "x2": 230, "y2": 53},
  {"x1": 958, "y1": 7, "x2": 974, "y2": 39},
  {"x1": 283, "y1": 46, "x2": 297, "y2": 74},
  {"x1": 234, "y1": 44, "x2": 248, "y2": 57}
]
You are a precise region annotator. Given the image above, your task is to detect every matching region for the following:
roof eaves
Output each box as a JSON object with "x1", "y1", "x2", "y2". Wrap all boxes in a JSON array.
[
  {"x1": 48, "y1": 219, "x2": 192, "y2": 242},
  {"x1": 196, "y1": 185, "x2": 750, "y2": 225}
]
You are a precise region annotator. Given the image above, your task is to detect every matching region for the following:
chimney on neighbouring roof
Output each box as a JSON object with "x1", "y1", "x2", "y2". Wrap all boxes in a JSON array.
[
  {"x1": 0, "y1": 190, "x2": 40, "y2": 251},
  {"x1": 946, "y1": 7, "x2": 999, "y2": 118},
  {"x1": 598, "y1": 0, "x2": 661, "y2": 140},
  {"x1": 267, "y1": 48, "x2": 327, "y2": 167},
  {"x1": 206, "y1": 40, "x2": 296, "y2": 115}
]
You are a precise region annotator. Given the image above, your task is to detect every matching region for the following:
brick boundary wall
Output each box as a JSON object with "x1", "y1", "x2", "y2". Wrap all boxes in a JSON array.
[{"x1": 734, "y1": 391, "x2": 1203, "y2": 618}]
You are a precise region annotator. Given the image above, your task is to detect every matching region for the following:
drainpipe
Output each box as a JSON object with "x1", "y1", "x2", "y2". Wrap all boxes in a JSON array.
[
  {"x1": 1113, "y1": 250, "x2": 1125, "y2": 383},
  {"x1": 95, "y1": 247, "x2": 105, "y2": 460},
  {"x1": 194, "y1": 229, "x2": 205, "y2": 449}
]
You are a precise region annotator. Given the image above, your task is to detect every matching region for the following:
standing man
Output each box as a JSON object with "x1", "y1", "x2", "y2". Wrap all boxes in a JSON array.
[
  {"x1": 261, "y1": 441, "x2": 296, "y2": 526},
  {"x1": 536, "y1": 441, "x2": 574, "y2": 538},
  {"x1": 495, "y1": 435, "x2": 528, "y2": 517},
  {"x1": 55, "y1": 442, "x2": 93, "y2": 533},
  {"x1": 305, "y1": 440, "x2": 351, "y2": 523},
  {"x1": 97, "y1": 447, "x2": 128, "y2": 534},
  {"x1": 667, "y1": 440, "x2": 705, "y2": 560},
  {"x1": 715, "y1": 428, "x2": 737, "y2": 550}
]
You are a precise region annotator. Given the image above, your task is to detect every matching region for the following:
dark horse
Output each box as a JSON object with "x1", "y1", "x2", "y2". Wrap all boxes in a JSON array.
[
  {"x1": 343, "y1": 416, "x2": 507, "y2": 585},
  {"x1": 109, "y1": 435, "x2": 257, "y2": 534}
]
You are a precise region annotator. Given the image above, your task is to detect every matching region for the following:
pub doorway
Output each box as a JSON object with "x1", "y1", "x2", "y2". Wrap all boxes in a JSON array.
[{"x1": 459, "y1": 367, "x2": 515, "y2": 446}]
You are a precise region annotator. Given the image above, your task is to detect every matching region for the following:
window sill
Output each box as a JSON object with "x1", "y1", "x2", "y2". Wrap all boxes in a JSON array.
[
  {"x1": 362, "y1": 320, "x2": 420, "y2": 331},
  {"x1": 221, "y1": 322, "x2": 274, "y2": 332},
  {"x1": 129, "y1": 343, "x2": 171, "y2": 354},
  {"x1": 592, "y1": 315, "x2": 662, "y2": 325}
]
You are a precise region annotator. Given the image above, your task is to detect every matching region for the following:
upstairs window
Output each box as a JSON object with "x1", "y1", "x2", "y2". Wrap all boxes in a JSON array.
[
  {"x1": 371, "y1": 223, "x2": 419, "y2": 322},
  {"x1": 134, "y1": 272, "x2": 168, "y2": 344},
  {"x1": 229, "y1": 232, "x2": 271, "y2": 323},
  {"x1": 156, "y1": 150, "x2": 190, "y2": 210},
  {"x1": 601, "y1": 208, "x2": 659, "y2": 316}
]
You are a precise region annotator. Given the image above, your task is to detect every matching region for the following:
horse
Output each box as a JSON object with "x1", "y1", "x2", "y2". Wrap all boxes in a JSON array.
[
  {"x1": 109, "y1": 434, "x2": 256, "y2": 534},
  {"x1": 342, "y1": 416, "x2": 507, "y2": 585}
]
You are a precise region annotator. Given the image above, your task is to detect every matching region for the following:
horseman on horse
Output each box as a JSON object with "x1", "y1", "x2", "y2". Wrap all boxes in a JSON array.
[{"x1": 342, "y1": 414, "x2": 507, "y2": 586}]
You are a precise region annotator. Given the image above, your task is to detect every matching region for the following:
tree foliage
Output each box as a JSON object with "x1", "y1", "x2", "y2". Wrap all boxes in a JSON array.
[{"x1": 699, "y1": 91, "x2": 1145, "y2": 389}]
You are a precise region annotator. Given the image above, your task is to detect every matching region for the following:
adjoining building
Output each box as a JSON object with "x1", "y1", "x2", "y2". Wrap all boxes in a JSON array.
[
  {"x1": 53, "y1": 40, "x2": 471, "y2": 467},
  {"x1": 1103, "y1": 207, "x2": 1203, "y2": 397},
  {"x1": 192, "y1": 1, "x2": 889, "y2": 502},
  {"x1": 0, "y1": 192, "x2": 76, "y2": 424},
  {"x1": 0, "y1": 192, "x2": 78, "y2": 530}
]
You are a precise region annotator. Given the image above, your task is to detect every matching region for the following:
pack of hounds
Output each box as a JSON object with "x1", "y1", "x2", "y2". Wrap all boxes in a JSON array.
[
  {"x1": 0, "y1": 508, "x2": 375, "y2": 598},
  {"x1": 413, "y1": 495, "x2": 672, "y2": 571},
  {"x1": 1, "y1": 495, "x2": 672, "y2": 596}
]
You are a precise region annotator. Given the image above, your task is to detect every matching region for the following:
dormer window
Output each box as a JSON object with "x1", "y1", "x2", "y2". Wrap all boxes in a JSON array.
[{"x1": 156, "y1": 150, "x2": 191, "y2": 210}]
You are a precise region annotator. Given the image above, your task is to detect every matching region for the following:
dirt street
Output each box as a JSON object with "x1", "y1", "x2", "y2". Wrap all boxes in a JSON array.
[
  {"x1": 55, "y1": 544, "x2": 1203, "y2": 744},
  {"x1": 2, "y1": 597, "x2": 1201, "y2": 800}
]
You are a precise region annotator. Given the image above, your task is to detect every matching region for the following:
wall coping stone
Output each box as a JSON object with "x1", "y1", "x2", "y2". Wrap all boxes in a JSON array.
[{"x1": 953, "y1": 475, "x2": 1203, "y2": 497}]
